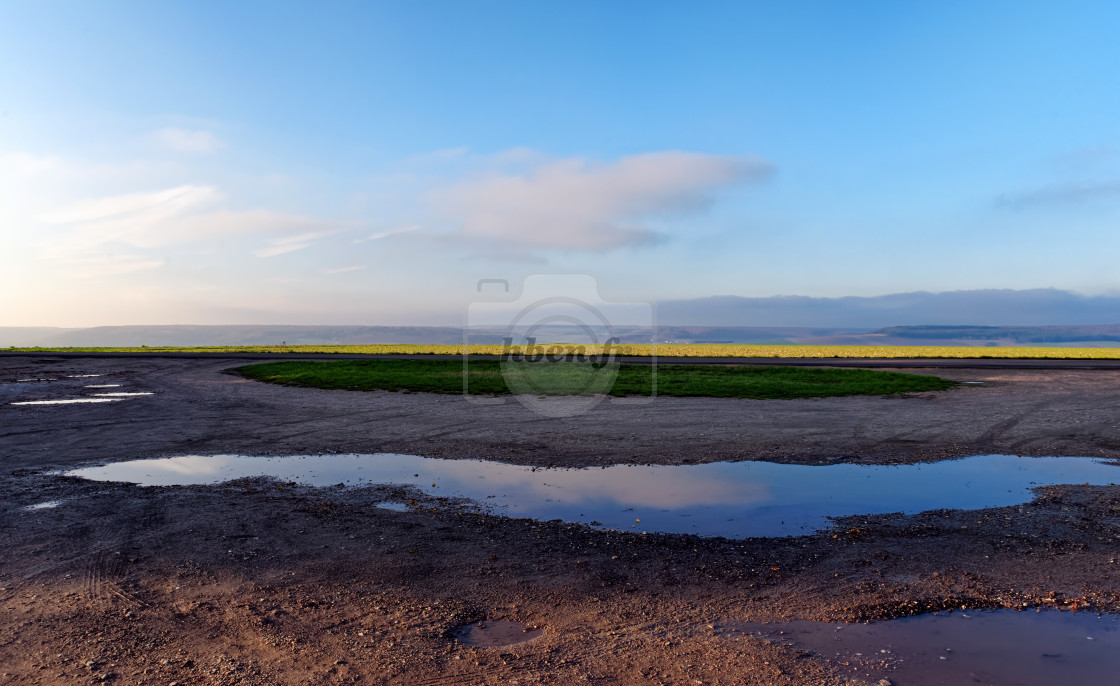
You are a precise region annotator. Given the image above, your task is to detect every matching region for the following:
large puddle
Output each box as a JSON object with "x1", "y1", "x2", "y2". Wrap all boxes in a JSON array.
[
  {"x1": 723, "y1": 610, "x2": 1120, "y2": 685},
  {"x1": 63, "y1": 453, "x2": 1120, "y2": 538}
]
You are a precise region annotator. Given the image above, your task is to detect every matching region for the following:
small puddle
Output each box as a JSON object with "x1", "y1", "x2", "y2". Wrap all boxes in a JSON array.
[
  {"x1": 23, "y1": 500, "x2": 63, "y2": 511},
  {"x1": 85, "y1": 384, "x2": 122, "y2": 389},
  {"x1": 450, "y1": 620, "x2": 541, "y2": 647},
  {"x1": 90, "y1": 392, "x2": 153, "y2": 397},
  {"x1": 374, "y1": 501, "x2": 410, "y2": 512},
  {"x1": 13, "y1": 398, "x2": 124, "y2": 406},
  {"x1": 61, "y1": 454, "x2": 1120, "y2": 538},
  {"x1": 721, "y1": 610, "x2": 1120, "y2": 685}
]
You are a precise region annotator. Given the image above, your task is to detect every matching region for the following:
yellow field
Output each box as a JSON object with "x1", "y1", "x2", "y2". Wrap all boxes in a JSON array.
[{"x1": 9, "y1": 343, "x2": 1120, "y2": 359}]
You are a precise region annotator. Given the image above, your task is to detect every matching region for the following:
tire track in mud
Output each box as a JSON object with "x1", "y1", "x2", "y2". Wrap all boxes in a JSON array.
[
  {"x1": 0, "y1": 516, "x2": 112, "y2": 587},
  {"x1": 873, "y1": 415, "x2": 970, "y2": 446},
  {"x1": 83, "y1": 548, "x2": 143, "y2": 608},
  {"x1": 408, "y1": 674, "x2": 500, "y2": 685},
  {"x1": 515, "y1": 618, "x2": 673, "y2": 675},
  {"x1": 2, "y1": 498, "x2": 165, "y2": 609},
  {"x1": 394, "y1": 420, "x2": 497, "y2": 444},
  {"x1": 81, "y1": 506, "x2": 160, "y2": 609},
  {"x1": 2, "y1": 543, "x2": 110, "y2": 587},
  {"x1": 254, "y1": 409, "x2": 481, "y2": 437},
  {"x1": 406, "y1": 661, "x2": 549, "y2": 686},
  {"x1": 973, "y1": 401, "x2": 1054, "y2": 446}
]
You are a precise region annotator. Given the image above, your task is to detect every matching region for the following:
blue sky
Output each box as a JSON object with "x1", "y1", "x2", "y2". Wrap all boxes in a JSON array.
[{"x1": 2, "y1": 1, "x2": 1119, "y2": 325}]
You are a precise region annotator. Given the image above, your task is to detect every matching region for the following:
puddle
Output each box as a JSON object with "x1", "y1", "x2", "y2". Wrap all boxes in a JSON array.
[
  {"x1": 84, "y1": 384, "x2": 121, "y2": 388},
  {"x1": 67, "y1": 374, "x2": 102, "y2": 378},
  {"x1": 10, "y1": 387, "x2": 149, "y2": 405},
  {"x1": 61, "y1": 454, "x2": 1120, "y2": 538},
  {"x1": 721, "y1": 610, "x2": 1120, "y2": 685},
  {"x1": 12, "y1": 398, "x2": 124, "y2": 406},
  {"x1": 374, "y1": 501, "x2": 410, "y2": 512},
  {"x1": 23, "y1": 500, "x2": 63, "y2": 511},
  {"x1": 450, "y1": 620, "x2": 541, "y2": 647}
]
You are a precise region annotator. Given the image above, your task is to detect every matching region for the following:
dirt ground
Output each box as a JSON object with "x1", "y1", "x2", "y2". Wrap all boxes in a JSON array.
[{"x1": 2, "y1": 356, "x2": 1120, "y2": 685}]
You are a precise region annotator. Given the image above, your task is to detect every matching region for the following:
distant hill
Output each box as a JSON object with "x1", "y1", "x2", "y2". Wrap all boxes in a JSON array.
[
  {"x1": 3, "y1": 322, "x2": 1120, "y2": 348},
  {"x1": 0, "y1": 325, "x2": 484, "y2": 347},
  {"x1": 3, "y1": 288, "x2": 1119, "y2": 348},
  {"x1": 655, "y1": 288, "x2": 1120, "y2": 328},
  {"x1": 0, "y1": 324, "x2": 844, "y2": 347},
  {"x1": 872, "y1": 324, "x2": 1120, "y2": 344}
]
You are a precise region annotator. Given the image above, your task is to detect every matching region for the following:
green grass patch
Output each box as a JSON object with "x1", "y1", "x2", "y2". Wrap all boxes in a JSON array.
[
  {"x1": 8, "y1": 342, "x2": 1120, "y2": 359},
  {"x1": 236, "y1": 359, "x2": 958, "y2": 399}
]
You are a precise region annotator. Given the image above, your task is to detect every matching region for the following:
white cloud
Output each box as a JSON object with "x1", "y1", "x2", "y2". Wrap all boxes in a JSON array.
[
  {"x1": 30, "y1": 183, "x2": 345, "y2": 272},
  {"x1": 63, "y1": 254, "x2": 167, "y2": 279},
  {"x1": 151, "y1": 127, "x2": 225, "y2": 154},
  {"x1": 434, "y1": 151, "x2": 773, "y2": 250},
  {"x1": 354, "y1": 225, "x2": 421, "y2": 243},
  {"x1": 254, "y1": 243, "x2": 309, "y2": 258},
  {"x1": 37, "y1": 185, "x2": 339, "y2": 253},
  {"x1": 324, "y1": 265, "x2": 366, "y2": 274},
  {"x1": 40, "y1": 184, "x2": 223, "y2": 228},
  {"x1": 488, "y1": 147, "x2": 547, "y2": 166},
  {"x1": 254, "y1": 230, "x2": 337, "y2": 258},
  {"x1": 1, "y1": 152, "x2": 62, "y2": 177}
]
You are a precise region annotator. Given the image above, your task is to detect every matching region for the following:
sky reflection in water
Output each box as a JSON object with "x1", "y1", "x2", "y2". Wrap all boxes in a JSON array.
[
  {"x1": 726, "y1": 610, "x2": 1120, "y2": 685},
  {"x1": 65, "y1": 453, "x2": 1120, "y2": 538}
]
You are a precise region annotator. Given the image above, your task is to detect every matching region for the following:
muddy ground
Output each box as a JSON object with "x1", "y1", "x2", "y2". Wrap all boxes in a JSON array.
[{"x1": 2, "y1": 356, "x2": 1120, "y2": 685}]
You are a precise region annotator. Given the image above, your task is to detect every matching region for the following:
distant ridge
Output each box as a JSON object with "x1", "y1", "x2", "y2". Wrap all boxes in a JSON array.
[
  {"x1": 3, "y1": 323, "x2": 1120, "y2": 348},
  {"x1": 656, "y1": 288, "x2": 1120, "y2": 328},
  {"x1": 0, "y1": 325, "x2": 491, "y2": 348},
  {"x1": 873, "y1": 324, "x2": 1120, "y2": 343},
  {"x1": 3, "y1": 288, "x2": 1118, "y2": 347}
]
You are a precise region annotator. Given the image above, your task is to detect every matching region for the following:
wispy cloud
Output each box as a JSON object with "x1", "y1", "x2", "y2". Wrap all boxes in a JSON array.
[
  {"x1": 39, "y1": 185, "x2": 337, "y2": 250},
  {"x1": 461, "y1": 250, "x2": 548, "y2": 264},
  {"x1": 324, "y1": 264, "x2": 366, "y2": 274},
  {"x1": 254, "y1": 230, "x2": 337, "y2": 258},
  {"x1": 150, "y1": 127, "x2": 225, "y2": 154},
  {"x1": 434, "y1": 151, "x2": 774, "y2": 250},
  {"x1": 0, "y1": 152, "x2": 62, "y2": 177},
  {"x1": 354, "y1": 225, "x2": 421, "y2": 243},
  {"x1": 63, "y1": 254, "x2": 166, "y2": 279},
  {"x1": 996, "y1": 181, "x2": 1120, "y2": 209},
  {"x1": 254, "y1": 243, "x2": 308, "y2": 258},
  {"x1": 40, "y1": 184, "x2": 223, "y2": 229},
  {"x1": 33, "y1": 183, "x2": 345, "y2": 272}
]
